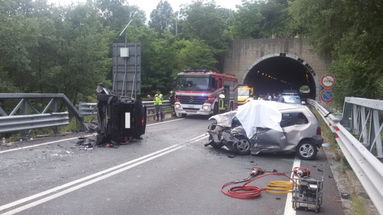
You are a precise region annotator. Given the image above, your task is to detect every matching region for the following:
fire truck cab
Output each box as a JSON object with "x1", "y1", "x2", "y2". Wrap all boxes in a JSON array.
[{"x1": 174, "y1": 69, "x2": 238, "y2": 117}]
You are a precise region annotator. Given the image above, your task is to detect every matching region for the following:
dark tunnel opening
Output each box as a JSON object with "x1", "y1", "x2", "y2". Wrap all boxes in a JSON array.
[{"x1": 244, "y1": 56, "x2": 316, "y2": 100}]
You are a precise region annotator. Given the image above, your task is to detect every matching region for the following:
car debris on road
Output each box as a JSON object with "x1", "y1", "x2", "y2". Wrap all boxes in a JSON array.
[{"x1": 77, "y1": 137, "x2": 96, "y2": 150}]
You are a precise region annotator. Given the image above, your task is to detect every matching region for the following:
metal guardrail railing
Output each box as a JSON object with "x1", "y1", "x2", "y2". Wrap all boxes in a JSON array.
[
  {"x1": 79, "y1": 100, "x2": 174, "y2": 119},
  {"x1": 0, "y1": 93, "x2": 83, "y2": 134},
  {"x1": 308, "y1": 98, "x2": 383, "y2": 215},
  {"x1": 78, "y1": 102, "x2": 98, "y2": 116},
  {"x1": 0, "y1": 112, "x2": 69, "y2": 133},
  {"x1": 341, "y1": 97, "x2": 383, "y2": 158}
]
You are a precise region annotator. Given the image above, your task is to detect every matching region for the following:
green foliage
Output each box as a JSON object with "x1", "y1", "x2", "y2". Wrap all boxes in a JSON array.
[
  {"x1": 290, "y1": 0, "x2": 383, "y2": 103},
  {"x1": 231, "y1": 0, "x2": 290, "y2": 39},
  {"x1": 180, "y1": 0, "x2": 231, "y2": 67},
  {"x1": 149, "y1": 0, "x2": 174, "y2": 33},
  {"x1": 143, "y1": 33, "x2": 179, "y2": 94},
  {"x1": 1, "y1": 0, "x2": 382, "y2": 107},
  {"x1": 176, "y1": 39, "x2": 217, "y2": 71},
  {"x1": 95, "y1": 0, "x2": 146, "y2": 32},
  {"x1": 231, "y1": 1, "x2": 263, "y2": 38}
]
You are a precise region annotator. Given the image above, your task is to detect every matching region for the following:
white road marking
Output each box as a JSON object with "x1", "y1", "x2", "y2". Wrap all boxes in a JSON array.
[
  {"x1": 0, "y1": 118, "x2": 186, "y2": 154},
  {"x1": 0, "y1": 134, "x2": 96, "y2": 154},
  {"x1": 283, "y1": 157, "x2": 301, "y2": 215},
  {"x1": 146, "y1": 118, "x2": 185, "y2": 127},
  {"x1": 0, "y1": 134, "x2": 208, "y2": 215}
]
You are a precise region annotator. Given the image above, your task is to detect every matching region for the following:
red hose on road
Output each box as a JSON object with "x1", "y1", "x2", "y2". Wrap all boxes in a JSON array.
[{"x1": 221, "y1": 171, "x2": 292, "y2": 199}]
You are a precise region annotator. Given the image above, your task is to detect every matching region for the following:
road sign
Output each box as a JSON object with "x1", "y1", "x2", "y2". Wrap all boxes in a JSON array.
[
  {"x1": 320, "y1": 89, "x2": 334, "y2": 103},
  {"x1": 320, "y1": 74, "x2": 336, "y2": 89}
]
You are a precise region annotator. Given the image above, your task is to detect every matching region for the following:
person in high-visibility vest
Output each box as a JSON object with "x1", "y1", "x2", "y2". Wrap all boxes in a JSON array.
[{"x1": 154, "y1": 90, "x2": 163, "y2": 121}]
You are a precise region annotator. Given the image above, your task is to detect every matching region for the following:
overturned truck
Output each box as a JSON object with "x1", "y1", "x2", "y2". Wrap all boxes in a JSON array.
[{"x1": 96, "y1": 43, "x2": 146, "y2": 145}]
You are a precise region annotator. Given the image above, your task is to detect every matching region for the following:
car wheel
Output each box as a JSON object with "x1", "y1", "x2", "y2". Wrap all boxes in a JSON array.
[
  {"x1": 233, "y1": 136, "x2": 251, "y2": 155},
  {"x1": 208, "y1": 134, "x2": 224, "y2": 149},
  {"x1": 296, "y1": 141, "x2": 317, "y2": 160}
]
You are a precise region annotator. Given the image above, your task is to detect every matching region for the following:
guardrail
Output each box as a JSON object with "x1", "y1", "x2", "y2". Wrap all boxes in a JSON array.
[
  {"x1": 341, "y1": 97, "x2": 383, "y2": 158},
  {"x1": 308, "y1": 98, "x2": 383, "y2": 215},
  {"x1": 0, "y1": 93, "x2": 83, "y2": 134},
  {"x1": 0, "y1": 112, "x2": 69, "y2": 133},
  {"x1": 78, "y1": 102, "x2": 98, "y2": 116},
  {"x1": 79, "y1": 100, "x2": 174, "y2": 120}
]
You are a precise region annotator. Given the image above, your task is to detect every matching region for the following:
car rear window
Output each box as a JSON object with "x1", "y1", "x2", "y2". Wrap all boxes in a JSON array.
[
  {"x1": 280, "y1": 112, "x2": 308, "y2": 127},
  {"x1": 283, "y1": 95, "x2": 301, "y2": 104}
]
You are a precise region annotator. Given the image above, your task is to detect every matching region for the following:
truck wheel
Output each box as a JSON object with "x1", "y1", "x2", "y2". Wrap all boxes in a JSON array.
[
  {"x1": 296, "y1": 141, "x2": 317, "y2": 160},
  {"x1": 233, "y1": 136, "x2": 251, "y2": 155}
]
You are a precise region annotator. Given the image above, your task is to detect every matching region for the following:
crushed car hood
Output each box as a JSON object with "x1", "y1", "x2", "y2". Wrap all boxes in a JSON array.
[
  {"x1": 209, "y1": 111, "x2": 237, "y2": 127},
  {"x1": 236, "y1": 100, "x2": 283, "y2": 138}
]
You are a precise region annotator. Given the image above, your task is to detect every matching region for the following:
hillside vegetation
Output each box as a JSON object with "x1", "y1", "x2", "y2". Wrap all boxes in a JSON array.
[{"x1": 0, "y1": 0, "x2": 382, "y2": 104}]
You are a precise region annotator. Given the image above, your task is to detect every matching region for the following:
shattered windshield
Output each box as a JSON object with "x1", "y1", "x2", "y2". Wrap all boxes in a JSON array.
[{"x1": 176, "y1": 76, "x2": 211, "y2": 91}]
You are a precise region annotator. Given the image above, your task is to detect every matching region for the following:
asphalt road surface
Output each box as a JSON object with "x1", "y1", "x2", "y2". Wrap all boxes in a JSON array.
[{"x1": 0, "y1": 117, "x2": 344, "y2": 215}]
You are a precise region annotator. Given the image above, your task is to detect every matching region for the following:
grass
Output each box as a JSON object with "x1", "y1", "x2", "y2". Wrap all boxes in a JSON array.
[{"x1": 351, "y1": 196, "x2": 367, "y2": 215}]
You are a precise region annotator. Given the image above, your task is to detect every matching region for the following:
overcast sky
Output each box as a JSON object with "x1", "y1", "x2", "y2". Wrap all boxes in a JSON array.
[{"x1": 48, "y1": 0, "x2": 243, "y2": 19}]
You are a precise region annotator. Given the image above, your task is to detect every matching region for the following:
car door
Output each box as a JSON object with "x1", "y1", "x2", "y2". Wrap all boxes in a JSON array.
[
  {"x1": 280, "y1": 112, "x2": 310, "y2": 150},
  {"x1": 254, "y1": 128, "x2": 288, "y2": 150}
]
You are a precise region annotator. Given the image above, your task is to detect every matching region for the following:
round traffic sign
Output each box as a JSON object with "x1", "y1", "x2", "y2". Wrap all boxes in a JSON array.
[
  {"x1": 320, "y1": 89, "x2": 334, "y2": 103},
  {"x1": 320, "y1": 74, "x2": 336, "y2": 89}
]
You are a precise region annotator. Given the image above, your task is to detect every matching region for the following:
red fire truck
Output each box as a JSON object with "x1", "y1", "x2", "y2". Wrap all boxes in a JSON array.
[{"x1": 174, "y1": 69, "x2": 239, "y2": 117}]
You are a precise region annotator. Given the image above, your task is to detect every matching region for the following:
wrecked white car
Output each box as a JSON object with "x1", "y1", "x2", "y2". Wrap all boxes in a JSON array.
[{"x1": 206, "y1": 100, "x2": 323, "y2": 160}]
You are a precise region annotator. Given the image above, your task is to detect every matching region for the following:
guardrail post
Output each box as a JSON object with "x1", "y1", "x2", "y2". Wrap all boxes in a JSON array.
[
  {"x1": 23, "y1": 99, "x2": 29, "y2": 115},
  {"x1": 372, "y1": 110, "x2": 383, "y2": 158},
  {"x1": 360, "y1": 107, "x2": 369, "y2": 146},
  {"x1": 352, "y1": 104, "x2": 358, "y2": 134}
]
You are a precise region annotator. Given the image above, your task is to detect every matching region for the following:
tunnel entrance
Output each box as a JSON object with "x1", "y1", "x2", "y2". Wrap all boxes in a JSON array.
[{"x1": 243, "y1": 54, "x2": 316, "y2": 100}]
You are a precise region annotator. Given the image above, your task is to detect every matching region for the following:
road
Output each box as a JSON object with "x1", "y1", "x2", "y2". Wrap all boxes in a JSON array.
[{"x1": 0, "y1": 117, "x2": 344, "y2": 215}]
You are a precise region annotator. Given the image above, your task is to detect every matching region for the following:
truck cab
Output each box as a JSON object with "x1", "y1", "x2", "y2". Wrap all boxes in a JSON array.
[
  {"x1": 237, "y1": 85, "x2": 254, "y2": 105},
  {"x1": 174, "y1": 70, "x2": 238, "y2": 117}
]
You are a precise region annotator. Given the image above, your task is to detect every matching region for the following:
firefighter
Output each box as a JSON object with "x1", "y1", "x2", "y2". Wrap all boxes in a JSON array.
[{"x1": 154, "y1": 90, "x2": 163, "y2": 121}]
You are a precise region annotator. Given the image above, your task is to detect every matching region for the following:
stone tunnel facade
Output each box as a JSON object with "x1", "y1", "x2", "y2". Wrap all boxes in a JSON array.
[{"x1": 223, "y1": 38, "x2": 330, "y2": 99}]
